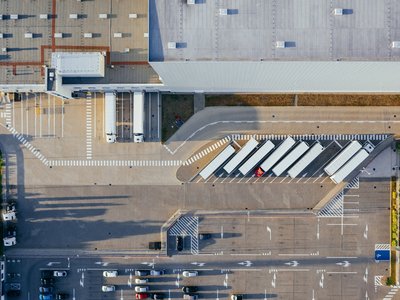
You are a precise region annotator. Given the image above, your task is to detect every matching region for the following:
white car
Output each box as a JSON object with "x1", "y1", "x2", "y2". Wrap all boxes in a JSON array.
[
  {"x1": 182, "y1": 271, "x2": 198, "y2": 278},
  {"x1": 53, "y1": 270, "x2": 67, "y2": 277},
  {"x1": 135, "y1": 286, "x2": 149, "y2": 293},
  {"x1": 103, "y1": 270, "x2": 118, "y2": 278},
  {"x1": 102, "y1": 285, "x2": 116, "y2": 292},
  {"x1": 135, "y1": 278, "x2": 148, "y2": 284},
  {"x1": 3, "y1": 237, "x2": 16, "y2": 247}
]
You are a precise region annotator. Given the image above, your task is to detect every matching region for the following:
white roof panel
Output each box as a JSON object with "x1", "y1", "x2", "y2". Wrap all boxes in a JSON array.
[{"x1": 51, "y1": 52, "x2": 105, "y2": 77}]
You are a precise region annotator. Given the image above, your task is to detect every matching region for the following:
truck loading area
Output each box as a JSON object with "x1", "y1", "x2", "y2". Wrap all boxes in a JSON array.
[{"x1": 179, "y1": 133, "x2": 390, "y2": 185}]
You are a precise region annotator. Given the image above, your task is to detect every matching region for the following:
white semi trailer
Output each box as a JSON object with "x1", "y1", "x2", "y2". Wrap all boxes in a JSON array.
[
  {"x1": 104, "y1": 92, "x2": 117, "y2": 143},
  {"x1": 133, "y1": 91, "x2": 145, "y2": 143},
  {"x1": 259, "y1": 136, "x2": 296, "y2": 173},
  {"x1": 287, "y1": 142, "x2": 324, "y2": 178},
  {"x1": 330, "y1": 143, "x2": 374, "y2": 184},
  {"x1": 324, "y1": 141, "x2": 362, "y2": 176},
  {"x1": 272, "y1": 141, "x2": 309, "y2": 176}
]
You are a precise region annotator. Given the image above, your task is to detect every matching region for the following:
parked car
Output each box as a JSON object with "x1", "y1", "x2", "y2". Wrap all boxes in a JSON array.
[
  {"x1": 182, "y1": 287, "x2": 198, "y2": 293},
  {"x1": 136, "y1": 293, "x2": 149, "y2": 299},
  {"x1": 3, "y1": 237, "x2": 16, "y2": 247},
  {"x1": 182, "y1": 271, "x2": 198, "y2": 278},
  {"x1": 56, "y1": 293, "x2": 69, "y2": 300},
  {"x1": 135, "y1": 278, "x2": 148, "y2": 284},
  {"x1": 135, "y1": 270, "x2": 150, "y2": 276},
  {"x1": 103, "y1": 270, "x2": 118, "y2": 278},
  {"x1": 199, "y1": 233, "x2": 212, "y2": 240},
  {"x1": 39, "y1": 286, "x2": 53, "y2": 294},
  {"x1": 176, "y1": 236, "x2": 183, "y2": 251},
  {"x1": 231, "y1": 295, "x2": 243, "y2": 300},
  {"x1": 53, "y1": 270, "x2": 68, "y2": 277},
  {"x1": 153, "y1": 293, "x2": 164, "y2": 300},
  {"x1": 150, "y1": 270, "x2": 164, "y2": 276},
  {"x1": 135, "y1": 286, "x2": 149, "y2": 293},
  {"x1": 41, "y1": 277, "x2": 54, "y2": 285},
  {"x1": 101, "y1": 285, "x2": 115, "y2": 292},
  {"x1": 183, "y1": 294, "x2": 198, "y2": 300},
  {"x1": 148, "y1": 241, "x2": 161, "y2": 250}
]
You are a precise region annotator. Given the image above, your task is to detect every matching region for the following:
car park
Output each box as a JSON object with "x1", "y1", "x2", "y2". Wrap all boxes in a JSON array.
[
  {"x1": 39, "y1": 286, "x2": 53, "y2": 293},
  {"x1": 53, "y1": 270, "x2": 67, "y2": 277},
  {"x1": 182, "y1": 271, "x2": 198, "y2": 277},
  {"x1": 56, "y1": 293, "x2": 69, "y2": 300},
  {"x1": 231, "y1": 295, "x2": 243, "y2": 300},
  {"x1": 102, "y1": 285, "x2": 116, "y2": 292},
  {"x1": 182, "y1": 287, "x2": 198, "y2": 293},
  {"x1": 135, "y1": 270, "x2": 150, "y2": 276},
  {"x1": 150, "y1": 270, "x2": 164, "y2": 276},
  {"x1": 41, "y1": 277, "x2": 54, "y2": 285},
  {"x1": 135, "y1": 286, "x2": 149, "y2": 293},
  {"x1": 136, "y1": 293, "x2": 149, "y2": 299},
  {"x1": 135, "y1": 278, "x2": 148, "y2": 284},
  {"x1": 153, "y1": 293, "x2": 164, "y2": 300},
  {"x1": 103, "y1": 270, "x2": 118, "y2": 277}
]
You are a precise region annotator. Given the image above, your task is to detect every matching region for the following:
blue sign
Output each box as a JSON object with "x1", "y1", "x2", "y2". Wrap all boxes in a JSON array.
[{"x1": 375, "y1": 250, "x2": 390, "y2": 261}]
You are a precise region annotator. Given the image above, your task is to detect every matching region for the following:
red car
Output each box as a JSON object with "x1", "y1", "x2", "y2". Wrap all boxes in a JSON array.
[
  {"x1": 255, "y1": 167, "x2": 264, "y2": 177},
  {"x1": 136, "y1": 293, "x2": 149, "y2": 299}
]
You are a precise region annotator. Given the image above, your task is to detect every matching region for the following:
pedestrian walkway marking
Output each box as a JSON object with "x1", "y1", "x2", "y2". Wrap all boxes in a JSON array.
[
  {"x1": 375, "y1": 244, "x2": 391, "y2": 250},
  {"x1": 86, "y1": 97, "x2": 93, "y2": 159},
  {"x1": 47, "y1": 160, "x2": 183, "y2": 167},
  {"x1": 345, "y1": 177, "x2": 359, "y2": 189},
  {"x1": 183, "y1": 136, "x2": 231, "y2": 166},
  {"x1": 168, "y1": 216, "x2": 199, "y2": 255},
  {"x1": 318, "y1": 191, "x2": 343, "y2": 217}
]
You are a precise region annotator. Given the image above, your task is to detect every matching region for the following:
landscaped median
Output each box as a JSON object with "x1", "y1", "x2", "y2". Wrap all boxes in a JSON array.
[{"x1": 388, "y1": 176, "x2": 398, "y2": 285}]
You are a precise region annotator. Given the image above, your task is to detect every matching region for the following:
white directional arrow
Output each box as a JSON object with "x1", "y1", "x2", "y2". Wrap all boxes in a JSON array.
[
  {"x1": 221, "y1": 226, "x2": 224, "y2": 239},
  {"x1": 363, "y1": 267, "x2": 368, "y2": 283},
  {"x1": 284, "y1": 261, "x2": 299, "y2": 267},
  {"x1": 175, "y1": 273, "x2": 180, "y2": 288},
  {"x1": 267, "y1": 226, "x2": 272, "y2": 241},
  {"x1": 271, "y1": 273, "x2": 276, "y2": 288},
  {"x1": 120, "y1": 289, "x2": 124, "y2": 300},
  {"x1": 47, "y1": 262, "x2": 60, "y2": 266},
  {"x1": 365, "y1": 290, "x2": 368, "y2": 300},
  {"x1": 168, "y1": 289, "x2": 171, "y2": 300},
  {"x1": 67, "y1": 257, "x2": 70, "y2": 268},
  {"x1": 336, "y1": 261, "x2": 351, "y2": 267},
  {"x1": 191, "y1": 262, "x2": 206, "y2": 267},
  {"x1": 127, "y1": 273, "x2": 132, "y2": 287},
  {"x1": 238, "y1": 260, "x2": 252, "y2": 267},
  {"x1": 73, "y1": 288, "x2": 76, "y2": 300},
  {"x1": 79, "y1": 272, "x2": 84, "y2": 287},
  {"x1": 364, "y1": 224, "x2": 368, "y2": 240},
  {"x1": 319, "y1": 273, "x2": 324, "y2": 288},
  {"x1": 312, "y1": 289, "x2": 315, "y2": 300},
  {"x1": 94, "y1": 262, "x2": 109, "y2": 267},
  {"x1": 141, "y1": 261, "x2": 155, "y2": 267},
  {"x1": 216, "y1": 289, "x2": 219, "y2": 300},
  {"x1": 317, "y1": 218, "x2": 320, "y2": 240},
  {"x1": 223, "y1": 273, "x2": 228, "y2": 288}
]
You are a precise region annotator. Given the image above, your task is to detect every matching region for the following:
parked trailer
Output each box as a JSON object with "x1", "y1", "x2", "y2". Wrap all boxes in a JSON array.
[
  {"x1": 324, "y1": 141, "x2": 362, "y2": 176},
  {"x1": 223, "y1": 138, "x2": 259, "y2": 174},
  {"x1": 238, "y1": 140, "x2": 275, "y2": 176},
  {"x1": 330, "y1": 149, "x2": 369, "y2": 184},
  {"x1": 259, "y1": 137, "x2": 296, "y2": 173},
  {"x1": 104, "y1": 92, "x2": 117, "y2": 143},
  {"x1": 287, "y1": 142, "x2": 324, "y2": 178},
  {"x1": 199, "y1": 145, "x2": 236, "y2": 180},
  {"x1": 272, "y1": 141, "x2": 309, "y2": 176},
  {"x1": 133, "y1": 91, "x2": 145, "y2": 143}
]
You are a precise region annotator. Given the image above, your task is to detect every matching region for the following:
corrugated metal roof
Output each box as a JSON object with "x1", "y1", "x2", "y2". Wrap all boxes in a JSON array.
[{"x1": 150, "y1": 61, "x2": 400, "y2": 92}]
